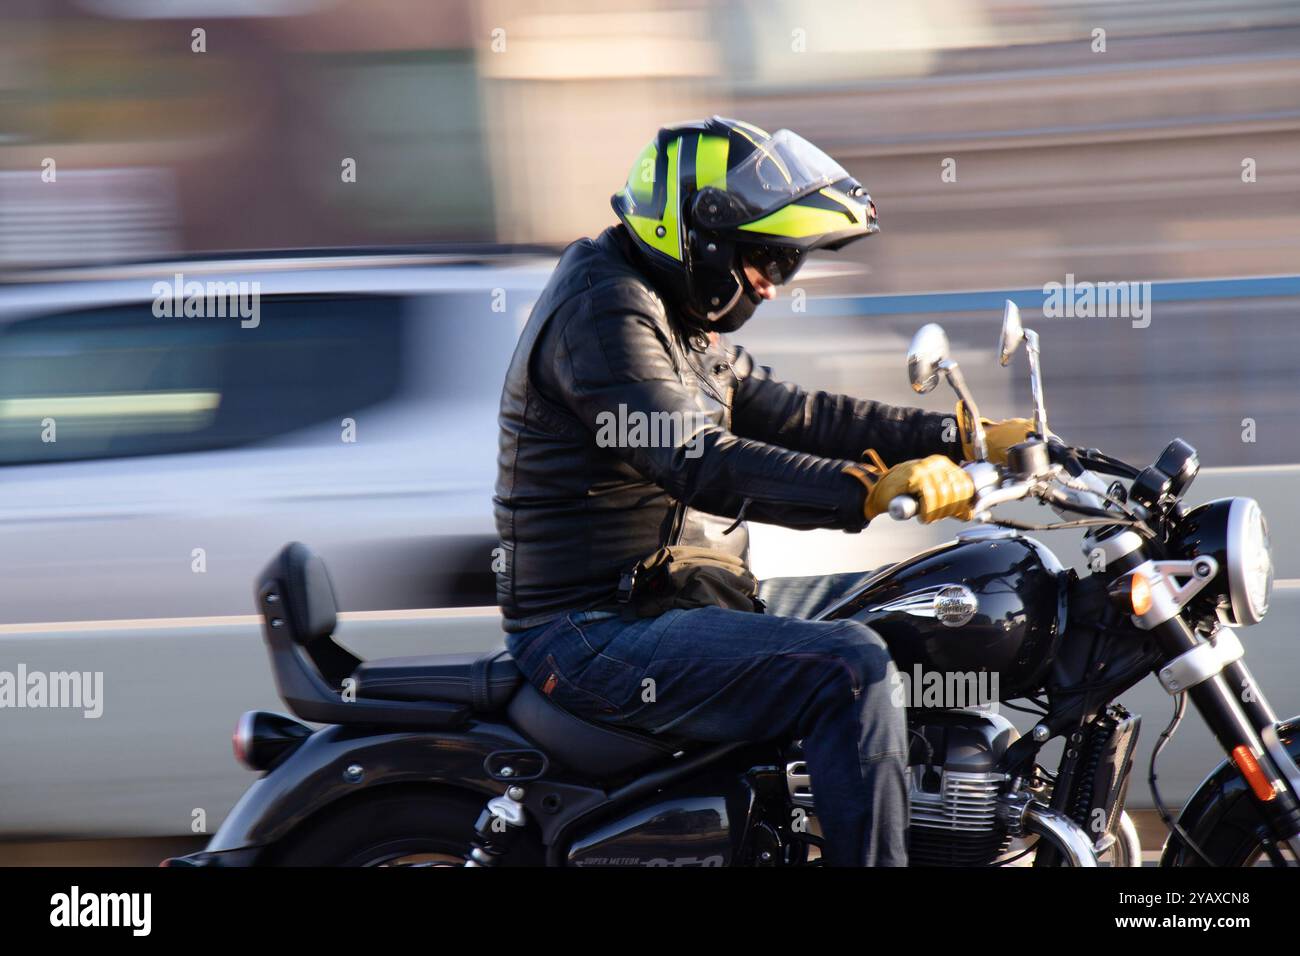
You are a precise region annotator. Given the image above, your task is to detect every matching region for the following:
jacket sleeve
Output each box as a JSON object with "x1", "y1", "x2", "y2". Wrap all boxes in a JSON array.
[
  {"x1": 549, "y1": 281, "x2": 870, "y2": 532},
  {"x1": 728, "y1": 344, "x2": 964, "y2": 467}
]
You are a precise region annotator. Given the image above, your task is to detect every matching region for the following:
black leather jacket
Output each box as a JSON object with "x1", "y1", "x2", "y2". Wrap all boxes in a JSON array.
[{"x1": 494, "y1": 225, "x2": 960, "y2": 630}]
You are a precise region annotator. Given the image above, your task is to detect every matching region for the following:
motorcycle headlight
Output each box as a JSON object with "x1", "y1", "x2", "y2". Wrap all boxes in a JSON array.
[
  {"x1": 1173, "y1": 497, "x2": 1273, "y2": 626},
  {"x1": 1228, "y1": 497, "x2": 1272, "y2": 625}
]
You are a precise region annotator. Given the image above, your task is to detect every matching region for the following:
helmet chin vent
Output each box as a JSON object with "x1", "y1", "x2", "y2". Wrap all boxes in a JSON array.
[{"x1": 705, "y1": 280, "x2": 744, "y2": 320}]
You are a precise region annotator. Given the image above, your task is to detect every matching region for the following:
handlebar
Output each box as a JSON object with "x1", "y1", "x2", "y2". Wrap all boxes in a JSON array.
[
  {"x1": 888, "y1": 495, "x2": 919, "y2": 521},
  {"x1": 887, "y1": 476, "x2": 1038, "y2": 522},
  {"x1": 884, "y1": 441, "x2": 1139, "y2": 525}
]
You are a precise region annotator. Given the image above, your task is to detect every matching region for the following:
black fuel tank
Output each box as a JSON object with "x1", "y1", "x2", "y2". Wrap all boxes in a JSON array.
[{"x1": 823, "y1": 531, "x2": 1066, "y2": 703}]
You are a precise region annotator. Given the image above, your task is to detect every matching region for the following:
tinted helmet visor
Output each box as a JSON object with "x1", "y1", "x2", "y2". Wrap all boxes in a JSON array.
[{"x1": 742, "y1": 244, "x2": 806, "y2": 285}]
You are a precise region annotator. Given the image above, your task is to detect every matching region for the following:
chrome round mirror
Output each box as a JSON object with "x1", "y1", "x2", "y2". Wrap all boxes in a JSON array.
[
  {"x1": 907, "y1": 323, "x2": 949, "y2": 394},
  {"x1": 998, "y1": 300, "x2": 1024, "y2": 367}
]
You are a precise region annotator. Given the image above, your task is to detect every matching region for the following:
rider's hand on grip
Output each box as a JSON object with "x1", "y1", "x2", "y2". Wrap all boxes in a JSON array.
[
  {"x1": 850, "y1": 455, "x2": 975, "y2": 524},
  {"x1": 956, "y1": 399, "x2": 1036, "y2": 465}
]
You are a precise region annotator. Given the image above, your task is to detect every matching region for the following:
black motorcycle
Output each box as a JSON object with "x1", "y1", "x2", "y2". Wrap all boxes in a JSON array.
[{"x1": 169, "y1": 302, "x2": 1296, "y2": 867}]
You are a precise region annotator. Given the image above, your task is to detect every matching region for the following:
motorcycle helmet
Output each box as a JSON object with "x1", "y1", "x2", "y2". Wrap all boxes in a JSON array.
[{"x1": 612, "y1": 116, "x2": 878, "y2": 332}]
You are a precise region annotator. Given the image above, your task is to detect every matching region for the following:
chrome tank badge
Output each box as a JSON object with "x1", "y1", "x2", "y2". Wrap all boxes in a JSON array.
[{"x1": 870, "y1": 584, "x2": 979, "y2": 628}]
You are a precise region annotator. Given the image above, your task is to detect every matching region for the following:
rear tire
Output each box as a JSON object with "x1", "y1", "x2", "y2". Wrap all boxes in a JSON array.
[{"x1": 267, "y1": 788, "x2": 526, "y2": 867}]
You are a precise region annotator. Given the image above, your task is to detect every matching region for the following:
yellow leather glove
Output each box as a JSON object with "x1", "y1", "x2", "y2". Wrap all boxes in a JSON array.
[
  {"x1": 845, "y1": 454, "x2": 975, "y2": 523},
  {"x1": 956, "y1": 400, "x2": 1036, "y2": 465}
]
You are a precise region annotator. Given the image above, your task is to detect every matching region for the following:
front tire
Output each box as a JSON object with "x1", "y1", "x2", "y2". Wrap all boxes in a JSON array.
[
  {"x1": 1163, "y1": 790, "x2": 1296, "y2": 867},
  {"x1": 268, "y1": 788, "x2": 506, "y2": 867}
]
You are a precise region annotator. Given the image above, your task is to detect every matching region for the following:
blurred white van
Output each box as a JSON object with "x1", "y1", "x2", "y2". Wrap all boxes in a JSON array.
[{"x1": 0, "y1": 252, "x2": 553, "y2": 837}]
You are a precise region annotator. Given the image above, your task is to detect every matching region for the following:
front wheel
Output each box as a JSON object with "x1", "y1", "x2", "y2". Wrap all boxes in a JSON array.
[{"x1": 267, "y1": 788, "x2": 533, "y2": 867}]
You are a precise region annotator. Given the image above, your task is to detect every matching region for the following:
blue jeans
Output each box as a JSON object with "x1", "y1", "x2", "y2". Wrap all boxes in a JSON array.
[{"x1": 506, "y1": 571, "x2": 908, "y2": 866}]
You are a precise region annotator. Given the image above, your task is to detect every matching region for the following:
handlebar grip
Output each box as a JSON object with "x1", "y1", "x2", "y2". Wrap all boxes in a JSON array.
[{"x1": 888, "y1": 495, "x2": 919, "y2": 520}]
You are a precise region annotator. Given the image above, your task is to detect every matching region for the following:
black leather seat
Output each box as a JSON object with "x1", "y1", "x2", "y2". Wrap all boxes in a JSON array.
[
  {"x1": 352, "y1": 651, "x2": 522, "y2": 709},
  {"x1": 352, "y1": 647, "x2": 681, "y2": 779},
  {"x1": 506, "y1": 680, "x2": 680, "y2": 780}
]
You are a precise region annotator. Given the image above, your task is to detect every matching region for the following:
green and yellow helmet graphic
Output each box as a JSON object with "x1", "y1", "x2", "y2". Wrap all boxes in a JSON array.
[{"x1": 611, "y1": 116, "x2": 878, "y2": 264}]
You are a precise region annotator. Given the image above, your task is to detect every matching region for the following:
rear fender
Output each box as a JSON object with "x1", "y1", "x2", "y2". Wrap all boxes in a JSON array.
[{"x1": 205, "y1": 719, "x2": 607, "y2": 858}]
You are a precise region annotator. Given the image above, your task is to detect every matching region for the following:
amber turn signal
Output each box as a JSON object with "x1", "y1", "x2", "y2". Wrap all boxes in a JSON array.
[
  {"x1": 1130, "y1": 572, "x2": 1153, "y2": 616},
  {"x1": 1231, "y1": 745, "x2": 1278, "y2": 802},
  {"x1": 1107, "y1": 571, "x2": 1153, "y2": 617}
]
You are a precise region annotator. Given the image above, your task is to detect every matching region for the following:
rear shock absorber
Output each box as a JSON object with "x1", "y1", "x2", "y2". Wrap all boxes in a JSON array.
[{"x1": 464, "y1": 786, "x2": 529, "y2": 867}]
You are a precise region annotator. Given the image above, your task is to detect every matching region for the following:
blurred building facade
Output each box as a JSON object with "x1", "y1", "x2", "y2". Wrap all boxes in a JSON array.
[{"x1": 1, "y1": 0, "x2": 1298, "y2": 291}]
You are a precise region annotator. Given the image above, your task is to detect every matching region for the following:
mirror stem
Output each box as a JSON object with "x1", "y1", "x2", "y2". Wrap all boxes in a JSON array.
[
  {"x1": 940, "y1": 359, "x2": 988, "y2": 460},
  {"x1": 1024, "y1": 330, "x2": 1050, "y2": 437}
]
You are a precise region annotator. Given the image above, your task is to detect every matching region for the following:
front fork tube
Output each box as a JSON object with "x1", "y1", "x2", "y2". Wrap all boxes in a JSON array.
[{"x1": 1153, "y1": 617, "x2": 1300, "y2": 850}]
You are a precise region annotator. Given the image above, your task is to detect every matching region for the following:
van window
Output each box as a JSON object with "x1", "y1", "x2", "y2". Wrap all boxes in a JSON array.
[{"x1": 0, "y1": 294, "x2": 403, "y2": 464}]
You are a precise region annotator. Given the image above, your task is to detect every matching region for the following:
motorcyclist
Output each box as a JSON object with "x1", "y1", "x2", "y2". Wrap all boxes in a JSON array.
[{"x1": 494, "y1": 117, "x2": 1033, "y2": 865}]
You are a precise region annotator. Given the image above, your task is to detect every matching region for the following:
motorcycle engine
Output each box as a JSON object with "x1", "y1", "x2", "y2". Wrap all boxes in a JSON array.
[
  {"x1": 907, "y1": 711, "x2": 1020, "y2": 866},
  {"x1": 787, "y1": 710, "x2": 1020, "y2": 867}
]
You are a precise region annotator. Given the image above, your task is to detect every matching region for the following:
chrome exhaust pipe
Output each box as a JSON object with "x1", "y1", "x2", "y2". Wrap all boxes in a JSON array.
[
  {"x1": 1114, "y1": 811, "x2": 1143, "y2": 867},
  {"x1": 1022, "y1": 803, "x2": 1100, "y2": 867}
]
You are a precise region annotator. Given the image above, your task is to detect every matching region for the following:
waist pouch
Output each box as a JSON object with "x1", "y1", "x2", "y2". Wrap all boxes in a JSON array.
[{"x1": 616, "y1": 545, "x2": 764, "y2": 619}]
